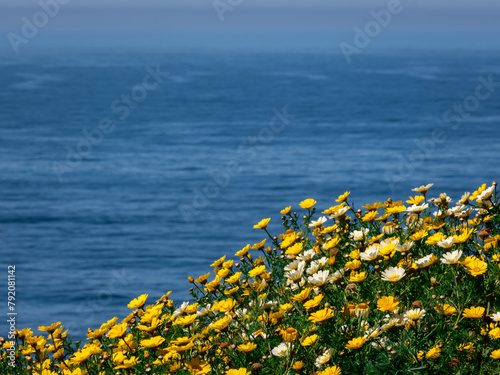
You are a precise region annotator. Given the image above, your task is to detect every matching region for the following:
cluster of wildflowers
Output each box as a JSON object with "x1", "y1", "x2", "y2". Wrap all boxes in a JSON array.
[{"x1": 1, "y1": 182, "x2": 500, "y2": 374}]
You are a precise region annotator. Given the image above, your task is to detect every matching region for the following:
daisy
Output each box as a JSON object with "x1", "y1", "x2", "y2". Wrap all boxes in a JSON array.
[
  {"x1": 308, "y1": 216, "x2": 328, "y2": 228},
  {"x1": 360, "y1": 244, "x2": 380, "y2": 261},
  {"x1": 415, "y1": 254, "x2": 437, "y2": 268},
  {"x1": 440, "y1": 250, "x2": 463, "y2": 265},
  {"x1": 407, "y1": 203, "x2": 429, "y2": 214},
  {"x1": 350, "y1": 228, "x2": 369, "y2": 241},
  {"x1": 437, "y1": 237, "x2": 455, "y2": 249},
  {"x1": 395, "y1": 241, "x2": 414, "y2": 252},
  {"x1": 329, "y1": 206, "x2": 350, "y2": 218},
  {"x1": 271, "y1": 342, "x2": 292, "y2": 357},
  {"x1": 491, "y1": 312, "x2": 500, "y2": 322},
  {"x1": 315, "y1": 348, "x2": 334, "y2": 367},
  {"x1": 381, "y1": 266, "x2": 405, "y2": 283},
  {"x1": 405, "y1": 308, "x2": 426, "y2": 321},
  {"x1": 308, "y1": 270, "x2": 329, "y2": 286},
  {"x1": 412, "y1": 183, "x2": 433, "y2": 194}
]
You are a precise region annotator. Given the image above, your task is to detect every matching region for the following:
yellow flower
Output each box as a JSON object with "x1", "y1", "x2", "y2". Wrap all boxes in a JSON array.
[
  {"x1": 281, "y1": 206, "x2": 291, "y2": 215},
  {"x1": 237, "y1": 342, "x2": 257, "y2": 353},
  {"x1": 209, "y1": 316, "x2": 232, "y2": 331},
  {"x1": 291, "y1": 287, "x2": 312, "y2": 302},
  {"x1": 386, "y1": 205, "x2": 406, "y2": 215},
  {"x1": 248, "y1": 265, "x2": 266, "y2": 277},
  {"x1": 489, "y1": 327, "x2": 500, "y2": 339},
  {"x1": 491, "y1": 349, "x2": 500, "y2": 359},
  {"x1": 345, "y1": 259, "x2": 361, "y2": 270},
  {"x1": 205, "y1": 275, "x2": 221, "y2": 293},
  {"x1": 470, "y1": 183, "x2": 487, "y2": 201},
  {"x1": 38, "y1": 322, "x2": 61, "y2": 334},
  {"x1": 252, "y1": 239, "x2": 266, "y2": 250},
  {"x1": 194, "y1": 273, "x2": 210, "y2": 284},
  {"x1": 321, "y1": 366, "x2": 342, "y2": 375},
  {"x1": 457, "y1": 342, "x2": 475, "y2": 352},
  {"x1": 345, "y1": 337, "x2": 366, "y2": 350},
  {"x1": 285, "y1": 242, "x2": 304, "y2": 256},
  {"x1": 410, "y1": 229, "x2": 429, "y2": 241},
  {"x1": 254, "y1": 218, "x2": 271, "y2": 229},
  {"x1": 463, "y1": 306, "x2": 485, "y2": 319},
  {"x1": 226, "y1": 368, "x2": 251, "y2": 375},
  {"x1": 292, "y1": 361, "x2": 304, "y2": 370},
  {"x1": 377, "y1": 296, "x2": 399, "y2": 312},
  {"x1": 406, "y1": 195, "x2": 425, "y2": 205},
  {"x1": 300, "y1": 198, "x2": 317, "y2": 209},
  {"x1": 173, "y1": 314, "x2": 197, "y2": 326},
  {"x1": 210, "y1": 255, "x2": 226, "y2": 267},
  {"x1": 434, "y1": 304, "x2": 457, "y2": 316},
  {"x1": 303, "y1": 294, "x2": 324, "y2": 311},
  {"x1": 226, "y1": 272, "x2": 242, "y2": 284},
  {"x1": 140, "y1": 336, "x2": 165, "y2": 348},
  {"x1": 280, "y1": 327, "x2": 298, "y2": 342},
  {"x1": 302, "y1": 334, "x2": 319, "y2": 346},
  {"x1": 107, "y1": 323, "x2": 128, "y2": 339},
  {"x1": 127, "y1": 294, "x2": 148, "y2": 309},
  {"x1": 349, "y1": 271, "x2": 367, "y2": 283},
  {"x1": 466, "y1": 258, "x2": 488, "y2": 276},
  {"x1": 217, "y1": 267, "x2": 230, "y2": 278},
  {"x1": 336, "y1": 191, "x2": 350, "y2": 202},
  {"x1": 309, "y1": 307, "x2": 334, "y2": 323},
  {"x1": 425, "y1": 345, "x2": 441, "y2": 359},
  {"x1": 362, "y1": 211, "x2": 378, "y2": 222},
  {"x1": 235, "y1": 244, "x2": 250, "y2": 256}
]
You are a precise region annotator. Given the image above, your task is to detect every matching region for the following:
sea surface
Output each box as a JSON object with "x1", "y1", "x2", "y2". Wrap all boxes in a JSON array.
[{"x1": 0, "y1": 48, "x2": 499, "y2": 339}]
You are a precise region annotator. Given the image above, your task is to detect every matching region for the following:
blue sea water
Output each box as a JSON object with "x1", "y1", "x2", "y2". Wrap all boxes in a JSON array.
[{"x1": 0, "y1": 48, "x2": 499, "y2": 339}]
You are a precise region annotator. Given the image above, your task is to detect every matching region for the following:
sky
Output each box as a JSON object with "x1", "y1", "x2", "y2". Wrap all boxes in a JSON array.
[{"x1": 1, "y1": 0, "x2": 499, "y2": 51}]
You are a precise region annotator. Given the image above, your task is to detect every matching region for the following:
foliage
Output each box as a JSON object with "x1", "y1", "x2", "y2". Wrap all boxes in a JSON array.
[{"x1": 2, "y1": 182, "x2": 500, "y2": 375}]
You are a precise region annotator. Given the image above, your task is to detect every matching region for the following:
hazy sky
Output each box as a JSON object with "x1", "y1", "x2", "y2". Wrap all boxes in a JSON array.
[{"x1": 1, "y1": 0, "x2": 499, "y2": 51}]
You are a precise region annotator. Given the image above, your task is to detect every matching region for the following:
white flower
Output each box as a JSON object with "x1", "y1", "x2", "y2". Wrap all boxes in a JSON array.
[
  {"x1": 359, "y1": 244, "x2": 380, "y2": 261},
  {"x1": 440, "y1": 250, "x2": 463, "y2": 265},
  {"x1": 272, "y1": 342, "x2": 292, "y2": 357},
  {"x1": 329, "y1": 269, "x2": 345, "y2": 282},
  {"x1": 350, "y1": 228, "x2": 369, "y2": 241},
  {"x1": 433, "y1": 209, "x2": 447, "y2": 218},
  {"x1": 306, "y1": 261, "x2": 322, "y2": 275},
  {"x1": 308, "y1": 270, "x2": 329, "y2": 286},
  {"x1": 297, "y1": 249, "x2": 316, "y2": 262},
  {"x1": 415, "y1": 254, "x2": 435, "y2": 268},
  {"x1": 329, "y1": 206, "x2": 350, "y2": 218},
  {"x1": 491, "y1": 312, "x2": 500, "y2": 322},
  {"x1": 314, "y1": 348, "x2": 334, "y2": 367},
  {"x1": 448, "y1": 205, "x2": 466, "y2": 215},
  {"x1": 437, "y1": 237, "x2": 455, "y2": 249},
  {"x1": 412, "y1": 183, "x2": 433, "y2": 193},
  {"x1": 478, "y1": 186, "x2": 495, "y2": 201},
  {"x1": 284, "y1": 259, "x2": 306, "y2": 272},
  {"x1": 458, "y1": 192, "x2": 471, "y2": 205},
  {"x1": 405, "y1": 308, "x2": 426, "y2": 321},
  {"x1": 309, "y1": 216, "x2": 328, "y2": 228},
  {"x1": 395, "y1": 241, "x2": 414, "y2": 252},
  {"x1": 407, "y1": 203, "x2": 429, "y2": 213},
  {"x1": 381, "y1": 267, "x2": 405, "y2": 282},
  {"x1": 197, "y1": 304, "x2": 213, "y2": 317},
  {"x1": 285, "y1": 267, "x2": 305, "y2": 282},
  {"x1": 173, "y1": 301, "x2": 189, "y2": 318},
  {"x1": 455, "y1": 207, "x2": 473, "y2": 218}
]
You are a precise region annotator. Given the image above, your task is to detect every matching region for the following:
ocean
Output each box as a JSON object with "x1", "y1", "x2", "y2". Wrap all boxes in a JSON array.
[{"x1": 1, "y1": 47, "x2": 499, "y2": 339}]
